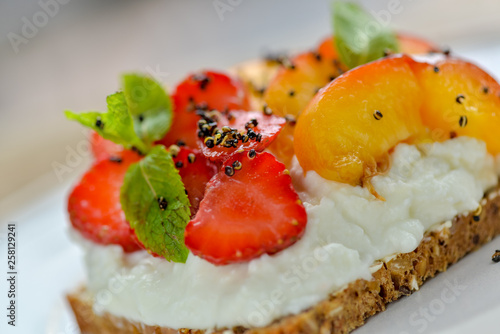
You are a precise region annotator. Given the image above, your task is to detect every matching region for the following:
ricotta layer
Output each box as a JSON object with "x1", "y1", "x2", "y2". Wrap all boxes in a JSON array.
[{"x1": 76, "y1": 137, "x2": 498, "y2": 330}]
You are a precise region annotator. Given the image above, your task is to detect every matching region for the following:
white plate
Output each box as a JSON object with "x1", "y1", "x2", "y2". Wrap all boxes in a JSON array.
[{"x1": 1, "y1": 44, "x2": 500, "y2": 334}]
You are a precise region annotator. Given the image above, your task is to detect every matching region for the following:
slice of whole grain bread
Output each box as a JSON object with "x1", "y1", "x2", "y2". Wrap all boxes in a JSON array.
[{"x1": 67, "y1": 184, "x2": 500, "y2": 334}]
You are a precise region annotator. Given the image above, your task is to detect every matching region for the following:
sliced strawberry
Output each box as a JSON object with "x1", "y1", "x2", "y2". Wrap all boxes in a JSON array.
[
  {"x1": 197, "y1": 110, "x2": 286, "y2": 162},
  {"x1": 185, "y1": 151, "x2": 307, "y2": 265},
  {"x1": 68, "y1": 150, "x2": 142, "y2": 252},
  {"x1": 170, "y1": 145, "x2": 218, "y2": 216},
  {"x1": 90, "y1": 131, "x2": 125, "y2": 162},
  {"x1": 158, "y1": 71, "x2": 250, "y2": 148}
]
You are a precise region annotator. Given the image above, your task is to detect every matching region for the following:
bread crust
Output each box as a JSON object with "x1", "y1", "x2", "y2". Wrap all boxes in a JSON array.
[{"x1": 67, "y1": 184, "x2": 500, "y2": 334}]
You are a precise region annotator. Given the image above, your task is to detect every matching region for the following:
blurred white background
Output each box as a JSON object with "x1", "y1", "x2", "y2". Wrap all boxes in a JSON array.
[{"x1": 1, "y1": 0, "x2": 500, "y2": 199}]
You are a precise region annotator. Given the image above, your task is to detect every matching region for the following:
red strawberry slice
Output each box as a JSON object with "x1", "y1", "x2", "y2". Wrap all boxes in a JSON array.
[
  {"x1": 197, "y1": 110, "x2": 286, "y2": 162},
  {"x1": 68, "y1": 150, "x2": 142, "y2": 252},
  {"x1": 158, "y1": 71, "x2": 250, "y2": 148},
  {"x1": 90, "y1": 131, "x2": 125, "y2": 162},
  {"x1": 170, "y1": 145, "x2": 218, "y2": 216},
  {"x1": 185, "y1": 151, "x2": 307, "y2": 265}
]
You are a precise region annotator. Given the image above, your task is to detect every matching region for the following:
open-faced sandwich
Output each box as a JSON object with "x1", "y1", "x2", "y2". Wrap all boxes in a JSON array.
[{"x1": 65, "y1": 2, "x2": 500, "y2": 333}]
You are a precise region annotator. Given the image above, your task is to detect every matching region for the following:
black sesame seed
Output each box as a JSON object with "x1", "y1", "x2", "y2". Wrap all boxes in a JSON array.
[
  {"x1": 204, "y1": 137, "x2": 215, "y2": 148},
  {"x1": 493, "y1": 250, "x2": 500, "y2": 263},
  {"x1": 176, "y1": 140, "x2": 186, "y2": 147},
  {"x1": 245, "y1": 118, "x2": 258, "y2": 129},
  {"x1": 473, "y1": 215, "x2": 480, "y2": 222},
  {"x1": 157, "y1": 197, "x2": 168, "y2": 210},
  {"x1": 225, "y1": 166, "x2": 235, "y2": 177},
  {"x1": 187, "y1": 153, "x2": 196, "y2": 163},
  {"x1": 433, "y1": 66, "x2": 440, "y2": 73},
  {"x1": 483, "y1": 86, "x2": 489, "y2": 94},
  {"x1": 193, "y1": 73, "x2": 210, "y2": 90},
  {"x1": 200, "y1": 79, "x2": 210, "y2": 90},
  {"x1": 288, "y1": 90, "x2": 295, "y2": 97},
  {"x1": 248, "y1": 149, "x2": 256, "y2": 159},
  {"x1": 256, "y1": 133, "x2": 262, "y2": 142},
  {"x1": 373, "y1": 110, "x2": 383, "y2": 120},
  {"x1": 169, "y1": 145, "x2": 181, "y2": 157},
  {"x1": 198, "y1": 119, "x2": 207, "y2": 128},
  {"x1": 263, "y1": 104, "x2": 273, "y2": 116},
  {"x1": 459, "y1": 115, "x2": 468, "y2": 128},
  {"x1": 196, "y1": 102, "x2": 209, "y2": 110},
  {"x1": 109, "y1": 156, "x2": 122, "y2": 163},
  {"x1": 328, "y1": 75, "x2": 336, "y2": 81},
  {"x1": 247, "y1": 130, "x2": 257, "y2": 140},
  {"x1": 131, "y1": 146, "x2": 144, "y2": 156},
  {"x1": 313, "y1": 52, "x2": 322, "y2": 62},
  {"x1": 442, "y1": 48, "x2": 451, "y2": 56},
  {"x1": 95, "y1": 117, "x2": 104, "y2": 129},
  {"x1": 450, "y1": 131, "x2": 457, "y2": 139},
  {"x1": 456, "y1": 94, "x2": 465, "y2": 104},
  {"x1": 333, "y1": 59, "x2": 344, "y2": 74},
  {"x1": 138, "y1": 114, "x2": 144, "y2": 122},
  {"x1": 232, "y1": 160, "x2": 242, "y2": 170},
  {"x1": 175, "y1": 161, "x2": 184, "y2": 168}
]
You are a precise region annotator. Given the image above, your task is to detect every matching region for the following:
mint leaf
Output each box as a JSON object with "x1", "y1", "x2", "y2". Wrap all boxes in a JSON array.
[
  {"x1": 120, "y1": 145, "x2": 191, "y2": 262},
  {"x1": 332, "y1": 1, "x2": 399, "y2": 69},
  {"x1": 65, "y1": 92, "x2": 148, "y2": 153},
  {"x1": 122, "y1": 74, "x2": 172, "y2": 146}
]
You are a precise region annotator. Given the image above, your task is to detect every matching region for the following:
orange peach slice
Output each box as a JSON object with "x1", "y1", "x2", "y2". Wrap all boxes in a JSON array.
[
  {"x1": 294, "y1": 56, "x2": 425, "y2": 190},
  {"x1": 410, "y1": 58, "x2": 500, "y2": 154}
]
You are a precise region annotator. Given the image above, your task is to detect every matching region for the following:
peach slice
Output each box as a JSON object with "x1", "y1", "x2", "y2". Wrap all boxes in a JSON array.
[
  {"x1": 294, "y1": 56, "x2": 425, "y2": 190},
  {"x1": 263, "y1": 38, "x2": 346, "y2": 119},
  {"x1": 264, "y1": 35, "x2": 436, "y2": 120},
  {"x1": 410, "y1": 58, "x2": 500, "y2": 154},
  {"x1": 263, "y1": 38, "x2": 346, "y2": 165},
  {"x1": 263, "y1": 35, "x2": 436, "y2": 166}
]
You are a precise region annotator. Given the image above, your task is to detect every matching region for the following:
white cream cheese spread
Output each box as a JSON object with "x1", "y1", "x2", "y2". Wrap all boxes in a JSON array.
[{"x1": 74, "y1": 137, "x2": 498, "y2": 330}]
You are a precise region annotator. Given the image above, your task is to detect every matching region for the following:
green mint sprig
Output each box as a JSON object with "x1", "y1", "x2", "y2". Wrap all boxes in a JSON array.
[
  {"x1": 65, "y1": 92, "x2": 148, "y2": 154},
  {"x1": 65, "y1": 73, "x2": 191, "y2": 263},
  {"x1": 122, "y1": 73, "x2": 172, "y2": 147},
  {"x1": 332, "y1": 1, "x2": 400, "y2": 69},
  {"x1": 121, "y1": 146, "x2": 191, "y2": 262}
]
